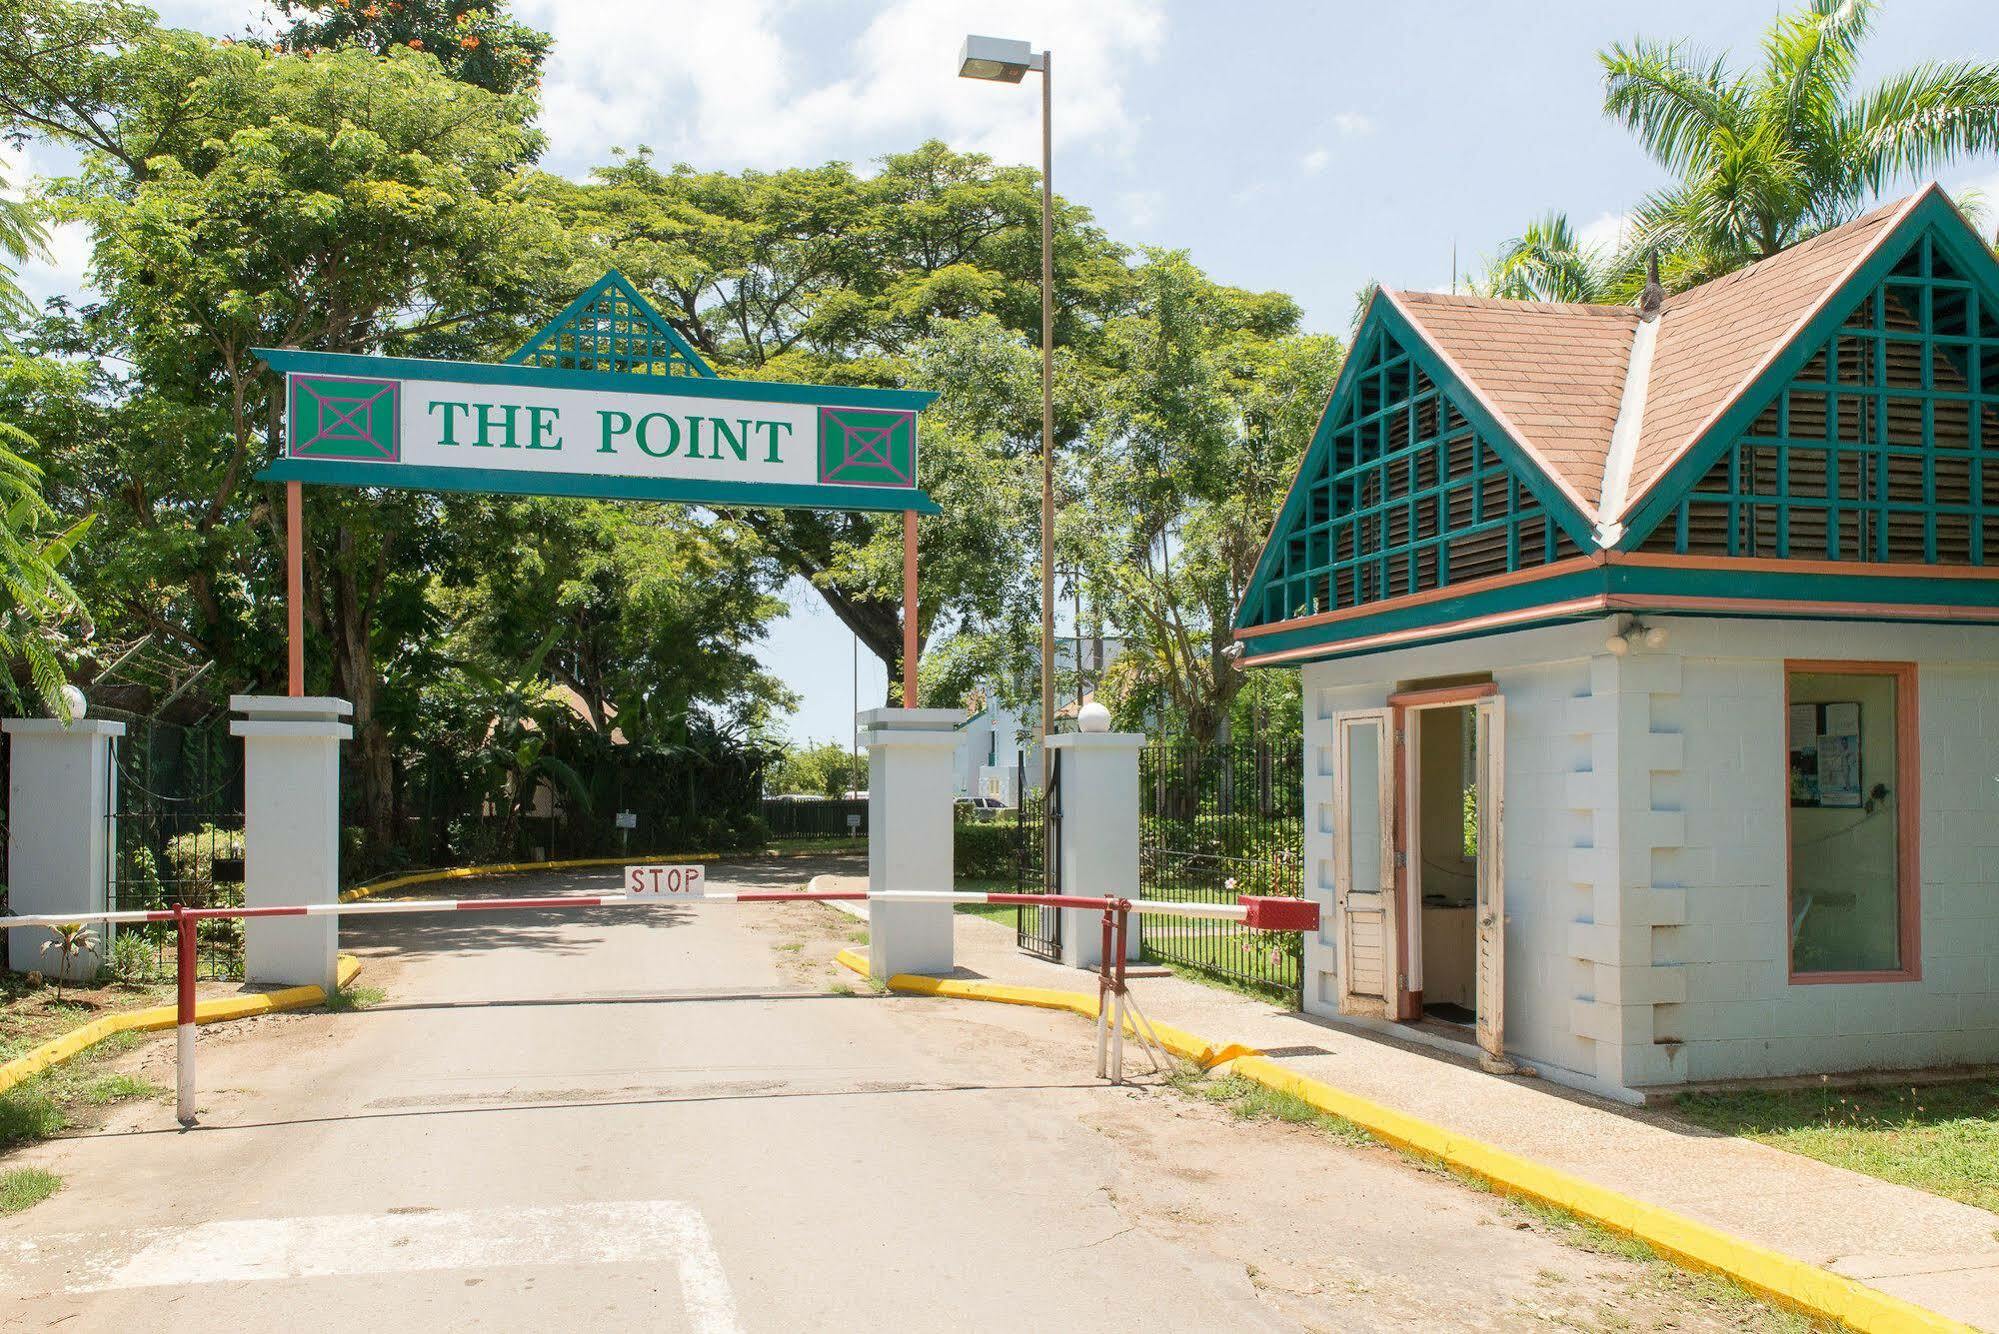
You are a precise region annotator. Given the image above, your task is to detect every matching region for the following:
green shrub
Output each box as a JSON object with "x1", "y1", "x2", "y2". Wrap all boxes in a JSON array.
[
  {"x1": 105, "y1": 931, "x2": 158, "y2": 985},
  {"x1": 162, "y1": 824, "x2": 245, "y2": 888},
  {"x1": 955, "y1": 823, "x2": 1022, "y2": 880}
]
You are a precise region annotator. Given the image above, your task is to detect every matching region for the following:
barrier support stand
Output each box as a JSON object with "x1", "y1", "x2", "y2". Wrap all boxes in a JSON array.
[
  {"x1": 1095, "y1": 905, "x2": 1114, "y2": 1078},
  {"x1": 175, "y1": 903, "x2": 196, "y2": 1127}
]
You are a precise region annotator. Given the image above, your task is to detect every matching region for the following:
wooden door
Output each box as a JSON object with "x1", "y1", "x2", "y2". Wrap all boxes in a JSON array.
[
  {"x1": 1333, "y1": 709, "x2": 1396, "y2": 1016},
  {"x1": 1473, "y1": 695, "x2": 1506, "y2": 1063}
]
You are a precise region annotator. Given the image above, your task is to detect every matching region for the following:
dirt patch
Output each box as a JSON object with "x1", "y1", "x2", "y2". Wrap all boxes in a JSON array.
[{"x1": 778, "y1": 906, "x2": 1820, "y2": 1332}]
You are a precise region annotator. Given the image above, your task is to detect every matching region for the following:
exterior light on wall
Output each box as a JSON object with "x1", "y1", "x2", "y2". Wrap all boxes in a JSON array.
[
  {"x1": 1077, "y1": 700, "x2": 1111, "y2": 733},
  {"x1": 1605, "y1": 620, "x2": 1668, "y2": 656},
  {"x1": 59, "y1": 684, "x2": 87, "y2": 723}
]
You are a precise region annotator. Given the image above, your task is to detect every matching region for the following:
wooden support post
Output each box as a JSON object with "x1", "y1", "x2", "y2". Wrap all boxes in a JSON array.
[
  {"x1": 286, "y1": 480, "x2": 304, "y2": 698},
  {"x1": 901, "y1": 509, "x2": 919, "y2": 707}
]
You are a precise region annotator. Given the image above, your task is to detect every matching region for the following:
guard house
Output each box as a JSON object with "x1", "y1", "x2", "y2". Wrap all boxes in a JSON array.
[{"x1": 1236, "y1": 185, "x2": 1999, "y2": 1103}]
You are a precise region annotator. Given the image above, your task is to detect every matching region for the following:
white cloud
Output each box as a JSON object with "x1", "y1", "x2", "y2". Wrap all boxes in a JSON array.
[
  {"x1": 1, "y1": 141, "x2": 93, "y2": 308},
  {"x1": 1578, "y1": 209, "x2": 1631, "y2": 256},
  {"x1": 1299, "y1": 147, "x2": 1330, "y2": 175},
  {"x1": 518, "y1": 0, "x2": 1167, "y2": 173},
  {"x1": 1946, "y1": 165, "x2": 1999, "y2": 234},
  {"x1": 1331, "y1": 111, "x2": 1373, "y2": 138},
  {"x1": 1119, "y1": 189, "x2": 1163, "y2": 231}
]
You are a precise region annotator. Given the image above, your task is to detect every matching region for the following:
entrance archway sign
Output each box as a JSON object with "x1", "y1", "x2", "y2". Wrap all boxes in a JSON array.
[{"x1": 253, "y1": 271, "x2": 940, "y2": 700}]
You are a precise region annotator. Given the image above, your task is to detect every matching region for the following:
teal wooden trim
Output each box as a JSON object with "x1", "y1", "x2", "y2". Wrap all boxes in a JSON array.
[
  {"x1": 1237, "y1": 553, "x2": 1999, "y2": 667},
  {"x1": 506, "y1": 270, "x2": 718, "y2": 379},
  {"x1": 258, "y1": 459, "x2": 942, "y2": 514},
  {"x1": 253, "y1": 347, "x2": 939, "y2": 412},
  {"x1": 1603, "y1": 560, "x2": 1999, "y2": 609},
  {"x1": 1620, "y1": 190, "x2": 1999, "y2": 546},
  {"x1": 1233, "y1": 295, "x2": 1599, "y2": 633},
  {"x1": 1234, "y1": 304, "x2": 1371, "y2": 632},
  {"x1": 1238, "y1": 564, "x2": 1607, "y2": 662},
  {"x1": 1373, "y1": 296, "x2": 1599, "y2": 550}
]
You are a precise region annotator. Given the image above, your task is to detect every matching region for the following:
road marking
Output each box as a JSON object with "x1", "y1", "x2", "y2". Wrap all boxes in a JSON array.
[{"x1": 25, "y1": 1200, "x2": 739, "y2": 1331}]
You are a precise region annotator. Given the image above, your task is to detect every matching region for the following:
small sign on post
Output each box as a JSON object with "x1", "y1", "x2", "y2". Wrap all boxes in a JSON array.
[
  {"x1": 623, "y1": 864, "x2": 706, "y2": 897},
  {"x1": 846, "y1": 813, "x2": 862, "y2": 835},
  {"x1": 615, "y1": 810, "x2": 638, "y2": 830}
]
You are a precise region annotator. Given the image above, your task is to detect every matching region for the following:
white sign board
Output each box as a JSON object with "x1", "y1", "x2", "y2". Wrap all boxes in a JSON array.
[
  {"x1": 615, "y1": 810, "x2": 638, "y2": 830},
  {"x1": 623, "y1": 863, "x2": 707, "y2": 897}
]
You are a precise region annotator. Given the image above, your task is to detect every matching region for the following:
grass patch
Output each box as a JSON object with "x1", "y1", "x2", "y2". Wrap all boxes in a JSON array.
[
  {"x1": 775, "y1": 941, "x2": 803, "y2": 953},
  {"x1": 1498, "y1": 1194, "x2": 1829, "y2": 1332},
  {"x1": 847, "y1": 929, "x2": 868, "y2": 945},
  {"x1": 1170, "y1": 1064, "x2": 1817, "y2": 1330},
  {"x1": 0, "y1": 1029, "x2": 155, "y2": 1151},
  {"x1": 953, "y1": 901, "x2": 1017, "y2": 925},
  {"x1": 765, "y1": 837, "x2": 866, "y2": 856},
  {"x1": 323, "y1": 985, "x2": 387, "y2": 1013},
  {"x1": 830, "y1": 982, "x2": 855, "y2": 997},
  {"x1": 1672, "y1": 1078, "x2": 1999, "y2": 1213},
  {"x1": 78, "y1": 1073, "x2": 164, "y2": 1106},
  {"x1": 1167, "y1": 1066, "x2": 1373, "y2": 1147},
  {"x1": 0, "y1": 1167, "x2": 61, "y2": 1215}
]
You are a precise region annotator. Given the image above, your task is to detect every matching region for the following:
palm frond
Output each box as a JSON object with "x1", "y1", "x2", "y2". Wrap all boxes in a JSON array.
[
  {"x1": 1844, "y1": 61, "x2": 1999, "y2": 193},
  {"x1": 1600, "y1": 38, "x2": 1744, "y2": 176}
]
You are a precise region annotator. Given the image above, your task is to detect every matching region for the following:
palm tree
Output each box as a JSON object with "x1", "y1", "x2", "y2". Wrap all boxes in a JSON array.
[
  {"x1": 0, "y1": 163, "x2": 91, "y2": 720},
  {"x1": 1601, "y1": 0, "x2": 1999, "y2": 288},
  {"x1": 1477, "y1": 213, "x2": 1619, "y2": 303}
]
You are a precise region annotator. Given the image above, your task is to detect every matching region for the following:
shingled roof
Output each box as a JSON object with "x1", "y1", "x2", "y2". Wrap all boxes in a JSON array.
[{"x1": 1382, "y1": 189, "x2": 1932, "y2": 534}]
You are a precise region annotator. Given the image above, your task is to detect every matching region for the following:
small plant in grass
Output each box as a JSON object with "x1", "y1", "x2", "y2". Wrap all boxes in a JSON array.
[
  {"x1": 830, "y1": 982, "x2": 855, "y2": 997},
  {"x1": 1167, "y1": 1066, "x2": 1373, "y2": 1147},
  {"x1": 38, "y1": 924, "x2": 96, "y2": 1000},
  {"x1": 0, "y1": 1167, "x2": 60, "y2": 1215},
  {"x1": 106, "y1": 932, "x2": 159, "y2": 986},
  {"x1": 323, "y1": 985, "x2": 386, "y2": 1013}
]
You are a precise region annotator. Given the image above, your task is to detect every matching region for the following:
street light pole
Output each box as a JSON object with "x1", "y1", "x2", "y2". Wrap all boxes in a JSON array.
[
  {"x1": 957, "y1": 34, "x2": 1057, "y2": 885},
  {"x1": 1036, "y1": 49, "x2": 1056, "y2": 831}
]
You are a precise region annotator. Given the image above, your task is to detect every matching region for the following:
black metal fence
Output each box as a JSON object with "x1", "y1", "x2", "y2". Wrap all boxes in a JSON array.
[
  {"x1": 104, "y1": 713, "x2": 247, "y2": 980},
  {"x1": 1014, "y1": 753, "x2": 1060, "y2": 960},
  {"x1": 1139, "y1": 739, "x2": 1304, "y2": 1000},
  {"x1": 760, "y1": 797, "x2": 868, "y2": 840}
]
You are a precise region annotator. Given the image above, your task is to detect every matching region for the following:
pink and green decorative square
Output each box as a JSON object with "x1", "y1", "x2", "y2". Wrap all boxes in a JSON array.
[
  {"x1": 818, "y1": 406, "x2": 915, "y2": 488},
  {"x1": 288, "y1": 374, "x2": 400, "y2": 462}
]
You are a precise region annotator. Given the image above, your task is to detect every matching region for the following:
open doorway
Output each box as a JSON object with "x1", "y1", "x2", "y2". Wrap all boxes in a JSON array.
[{"x1": 1411, "y1": 703, "x2": 1479, "y2": 1029}]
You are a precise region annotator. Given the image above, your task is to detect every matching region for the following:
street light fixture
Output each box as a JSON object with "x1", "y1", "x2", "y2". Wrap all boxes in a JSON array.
[{"x1": 958, "y1": 33, "x2": 1056, "y2": 880}]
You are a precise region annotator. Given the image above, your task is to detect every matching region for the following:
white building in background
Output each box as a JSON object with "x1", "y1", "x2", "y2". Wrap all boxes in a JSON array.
[{"x1": 954, "y1": 637, "x2": 1124, "y2": 803}]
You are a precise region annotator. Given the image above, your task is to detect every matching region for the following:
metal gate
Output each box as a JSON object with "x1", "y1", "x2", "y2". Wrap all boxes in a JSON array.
[
  {"x1": 104, "y1": 713, "x2": 247, "y2": 979},
  {"x1": 1013, "y1": 750, "x2": 1061, "y2": 960}
]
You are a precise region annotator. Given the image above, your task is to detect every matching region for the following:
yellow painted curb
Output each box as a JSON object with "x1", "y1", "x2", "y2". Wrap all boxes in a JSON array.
[
  {"x1": 830, "y1": 951, "x2": 1255, "y2": 1069},
  {"x1": 0, "y1": 955, "x2": 364, "y2": 1097},
  {"x1": 839, "y1": 955, "x2": 1971, "y2": 1334},
  {"x1": 342, "y1": 853, "x2": 723, "y2": 901}
]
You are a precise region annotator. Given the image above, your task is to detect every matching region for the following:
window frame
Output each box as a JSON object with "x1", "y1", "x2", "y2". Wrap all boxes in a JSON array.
[{"x1": 1784, "y1": 659, "x2": 1922, "y2": 985}]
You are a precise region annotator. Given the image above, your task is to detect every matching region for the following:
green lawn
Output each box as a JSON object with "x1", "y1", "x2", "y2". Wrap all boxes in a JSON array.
[
  {"x1": 1672, "y1": 1079, "x2": 1999, "y2": 1213},
  {"x1": 953, "y1": 878, "x2": 1019, "y2": 925},
  {"x1": 0, "y1": 1167, "x2": 61, "y2": 1214}
]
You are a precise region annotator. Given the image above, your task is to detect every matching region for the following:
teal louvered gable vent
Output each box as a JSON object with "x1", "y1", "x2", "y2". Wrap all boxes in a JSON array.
[
  {"x1": 1633, "y1": 226, "x2": 1999, "y2": 563},
  {"x1": 507, "y1": 271, "x2": 716, "y2": 379},
  {"x1": 1246, "y1": 317, "x2": 1586, "y2": 629}
]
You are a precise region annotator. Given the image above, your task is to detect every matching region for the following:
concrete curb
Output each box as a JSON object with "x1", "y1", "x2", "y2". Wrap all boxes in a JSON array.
[
  {"x1": 832, "y1": 952, "x2": 1971, "y2": 1334},
  {"x1": 0, "y1": 955, "x2": 364, "y2": 1098}
]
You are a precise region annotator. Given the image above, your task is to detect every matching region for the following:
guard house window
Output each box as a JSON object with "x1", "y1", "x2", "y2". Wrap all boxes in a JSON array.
[{"x1": 1786, "y1": 663, "x2": 1918, "y2": 980}]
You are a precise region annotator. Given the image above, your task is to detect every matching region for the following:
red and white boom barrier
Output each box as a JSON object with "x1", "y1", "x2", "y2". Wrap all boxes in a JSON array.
[{"x1": 4, "y1": 877, "x2": 1318, "y2": 1124}]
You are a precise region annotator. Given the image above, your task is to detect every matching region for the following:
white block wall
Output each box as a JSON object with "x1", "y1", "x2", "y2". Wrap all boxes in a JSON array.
[{"x1": 1295, "y1": 615, "x2": 1999, "y2": 1098}]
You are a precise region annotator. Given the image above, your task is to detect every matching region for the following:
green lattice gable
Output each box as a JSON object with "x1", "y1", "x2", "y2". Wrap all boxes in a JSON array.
[
  {"x1": 1239, "y1": 311, "x2": 1591, "y2": 630},
  {"x1": 1628, "y1": 207, "x2": 1999, "y2": 564},
  {"x1": 508, "y1": 271, "x2": 716, "y2": 378}
]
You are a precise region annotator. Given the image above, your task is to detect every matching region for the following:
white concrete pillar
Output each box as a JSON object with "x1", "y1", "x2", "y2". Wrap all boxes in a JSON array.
[
  {"x1": 1047, "y1": 731, "x2": 1145, "y2": 970},
  {"x1": 231, "y1": 695, "x2": 351, "y2": 991},
  {"x1": 860, "y1": 707, "x2": 965, "y2": 977},
  {"x1": 4, "y1": 718, "x2": 125, "y2": 979}
]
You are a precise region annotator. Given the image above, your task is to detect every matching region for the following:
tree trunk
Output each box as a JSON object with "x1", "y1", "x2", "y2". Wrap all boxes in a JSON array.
[{"x1": 326, "y1": 532, "x2": 396, "y2": 851}]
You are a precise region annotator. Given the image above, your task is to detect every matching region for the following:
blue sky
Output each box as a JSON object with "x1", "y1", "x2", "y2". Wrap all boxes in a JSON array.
[{"x1": 15, "y1": 0, "x2": 1999, "y2": 746}]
